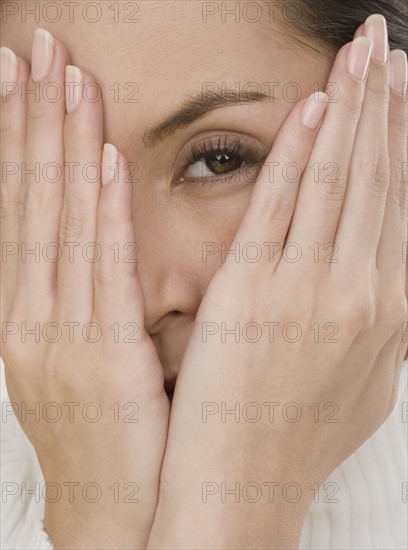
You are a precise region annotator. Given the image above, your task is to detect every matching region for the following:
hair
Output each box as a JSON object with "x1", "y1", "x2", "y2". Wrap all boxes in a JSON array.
[{"x1": 280, "y1": 0, "x2": 407, "y2": 54}]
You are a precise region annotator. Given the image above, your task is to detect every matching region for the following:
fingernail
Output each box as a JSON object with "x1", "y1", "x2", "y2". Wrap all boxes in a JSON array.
[
  {"x1": 0, "y1": 47, "x2": 18, "y2": 97},
  {"x1": 102, "y1": 144, "x2": 118, "y2": 186},
  {"x1": 390, "y1": 50, "x2": 408, "y2": 97},
  {"x1": 364, "y1": 14, "x2": 388, "y2": 64},
  {"x1": 65, "y1": 65, "x2": 83, "y2": 113},
  {"x1": 301, "y1": 91, "x2": 329, "y2": 130},
  {"x1": 346, "y1": 37, "x2": 373, "y2": 81},
  {"x1": 31, "y1": 28, "x2": 54, "y2": 82},
  {"x1": 353, "y1": 23, "x2": 365, "y2": 40}
]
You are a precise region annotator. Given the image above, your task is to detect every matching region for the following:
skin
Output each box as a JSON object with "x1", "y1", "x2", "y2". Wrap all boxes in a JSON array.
[
  {"x1": 1, "y1": 3, "x2": 335, "y2": 380},
  {"x1": 1, "y1": 2, "x2": 407, "y2": 549}
]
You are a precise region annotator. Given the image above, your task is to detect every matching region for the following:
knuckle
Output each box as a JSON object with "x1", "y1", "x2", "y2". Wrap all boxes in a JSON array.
[
  {"x1": 2, "y1": 343, "x2": 25, "y2": 370},
  {"x1": 355, "y1": 301, "x2": 376, "y2": 326},
  {"x1": 340, "y1": 95, "x2": 362, "y2": 123},
  {"x1": 1, "y1": 114, "x2": 16, "y2": 135},
  {"x1": 370, "y1": 151, "x2": 390, "y2": 196},
  {"x1": 1, "y1": 342, "x2": 17, "y2": 368},
  {"x1": 316, "y1": 167, "x2": 347, "y2": 203},
  {"x1": 389, "y1": 165, "x2": 407, "y2": 218},
  {"x1": 344, "y1": 292, "x2": 376, "y2": 327},
  {"x1": 381, "y1": 291, "x2": 406, "y2": 328},
  {"x1": 27, "y1": 91, "x2": 64, "y2": 123},
  {"x1": 18, "y1": 183, "x2": 41, "y2": 222},
  {"x1": 274, "y1": 136, "x2": 298, "y2": 163},
  {"x1": 250, "y1": 182, "x2": 294, "y2": 224},
  {"x1": 17, "y1": 183, "x2": 62, "y2": 228},
  {"x1": 367, "y1": 75, "x2": 389, "y2": 103},
  {"x1": 27, "y1": 98, "x2": 50, "y2": 122},
  {"x1": 59, "y1": 204, "x2": 85, "y2": 243},
  {"x1": 93, "y1": 263, "x2": 115, "y2": 289},
  {"x1": 267, "y1": 192, "x2": 294, "y2": 222},
  {"x1": 1, "y1": 322, "x2": 30, "y2": 370},
  {"x1": 98, "y1": 199, "x2": 119, "y2": 225},
  {"x1": 388, "y1": 103, "x2": 407, "y2": 139},
  {"x1": 317, "y1": 183, "x2": 346, "y2": 203},
  {"x1": 1, "y1": 186, "x2": 18, "y2": 221},
  {"x1": 353, "y1": 148, "x2": 390, "y2": 197}
]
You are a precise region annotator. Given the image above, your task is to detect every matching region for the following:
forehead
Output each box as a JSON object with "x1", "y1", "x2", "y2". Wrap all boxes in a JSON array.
[
  {"x1": 3, "y1": 1, "x2": 332, "y2": 155},
  {"x1": 4, "y1": 1, "x2": 328, "y2": 82}
]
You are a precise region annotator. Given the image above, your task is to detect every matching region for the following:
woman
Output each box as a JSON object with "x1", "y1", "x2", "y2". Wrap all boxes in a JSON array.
[{"x1": 1, "y1": 0, "x2": 407, "y2": 548}]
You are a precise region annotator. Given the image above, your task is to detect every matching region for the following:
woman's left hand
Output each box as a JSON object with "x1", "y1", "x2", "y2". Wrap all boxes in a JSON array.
[{"x1": 147, "y1": 21, "x2": 407, "y2": 550}]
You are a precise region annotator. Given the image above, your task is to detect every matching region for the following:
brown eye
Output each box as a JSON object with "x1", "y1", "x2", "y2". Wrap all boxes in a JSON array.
[
  {"x1": 173, "y1": 132, "x2": 269, "y2": 187},
  {"x1": 205, "y1": 152, "x2": 244, "y2": 175}
]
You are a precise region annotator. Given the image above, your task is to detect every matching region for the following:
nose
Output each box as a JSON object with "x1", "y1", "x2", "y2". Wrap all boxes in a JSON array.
[
  {"x1": 136, "y1": 234, "x2": 203, "y2": 383},
  {"x1": 132, "y1": 200, "x2": 203, "y2": 335},
  {"x1": 129, "y1": 174, "x2": 215, "y2": 374},
  {"x1": 139, "y1": 250, "x2": 200, "y2": 335}
]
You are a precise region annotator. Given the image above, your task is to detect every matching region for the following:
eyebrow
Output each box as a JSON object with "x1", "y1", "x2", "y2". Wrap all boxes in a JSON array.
[{"x1": 141, "y1": 89, "x2": 271, "y2": 148}]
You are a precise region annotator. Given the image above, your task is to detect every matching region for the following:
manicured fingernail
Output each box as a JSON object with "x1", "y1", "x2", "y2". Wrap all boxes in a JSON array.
[
  {"x1": 390, "y1": 50, "x2": 408, "y2": 97},
  {"x1": 346, "y1": 37, "x2": 373, "y2": 81},
  {"x1": 353, "y1": 23, "x2": 365, "y2": 40},
  {"x1": 364, "y1": 14, "x2": 388, "y2": 64},
  {"x1": 301, "y1": 91, "x2": 329, "y2": 130},
  {"x1": 0, "y1": 47, "x2": 18, "y2": 97},
  {"x1": 65, "y1": 65, "x2": 83, "y2": 113},
  {"x1": 31, "y1": 28, "x2": 54, "y2": 82},
  {"x1": 102, "y1": 144, "x2": 118, "y2": 186}
]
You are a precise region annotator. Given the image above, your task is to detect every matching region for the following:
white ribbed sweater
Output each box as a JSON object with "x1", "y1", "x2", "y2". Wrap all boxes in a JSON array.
[{"x1": 1, "y1": 360, "x2": 407, "y2": 549}]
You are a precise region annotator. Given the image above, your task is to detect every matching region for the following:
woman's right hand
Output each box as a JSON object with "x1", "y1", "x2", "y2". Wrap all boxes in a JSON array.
[{"x1": 1, "y1": 30, "x2": 169, "y2": 549}]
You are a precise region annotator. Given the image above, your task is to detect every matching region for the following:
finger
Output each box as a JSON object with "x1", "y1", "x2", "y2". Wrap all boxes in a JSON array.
[
  {"x1": 335, "y1": 15, "x2": 391, "y2": 267},
  {"x1": 15, "y1": 29, "x2": 70, "y2": 316},
  {"x1": 55, "y1": 67, "x2": 103, "y2": 323},
  {"x1": 284, "y1": 37, "x2": 372, "y2": 261},
  {"x1": 227, "y1": 92, "x2": 328, "y2": 271},
  {"x1": 376, "y1": 50, "x2": 407, "y2": 279},
  {"x1": 353, "y1": 24, "x2": 365, "y2": 39},
  {"x1": 93, "y1": 145, "x2": 145, "y2": 332},
  {"x1": 0, "y1": 48, "x2": 30, "y2": 320}
]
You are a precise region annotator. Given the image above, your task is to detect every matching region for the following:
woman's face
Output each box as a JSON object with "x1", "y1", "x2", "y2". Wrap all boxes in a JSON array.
[{"x1": 3, "y1": 1, "x2": 335, "y2": 386}]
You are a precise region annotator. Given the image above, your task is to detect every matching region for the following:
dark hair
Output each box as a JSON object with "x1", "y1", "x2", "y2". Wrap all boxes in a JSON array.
[{"x1": 279, "y1": 0, "x2": 407, "y2": 54}]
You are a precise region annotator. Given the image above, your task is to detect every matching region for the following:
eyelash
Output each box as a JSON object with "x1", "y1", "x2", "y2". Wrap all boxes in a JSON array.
[{"x1": 175, "y1": 135, "x2": 266, "y2": 187}]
